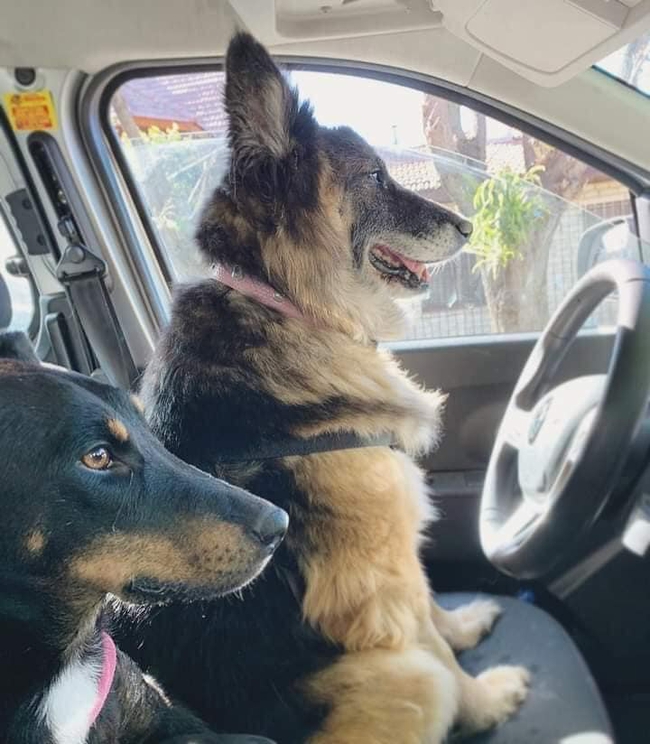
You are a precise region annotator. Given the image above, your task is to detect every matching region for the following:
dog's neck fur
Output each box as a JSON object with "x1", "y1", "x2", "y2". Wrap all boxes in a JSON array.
[
  {"x1": 154, "y1": 279, "x2": 444, "y2": 462},
  {"x1": 0, "y1": 617, "x2": 63, "y2": 704},
  {"x1": 214, "y1": 261, "x2": 307, "y2": 323},
  {"x1": 0, "y1": 587, "x2": 110, "y2": 741},
  {"x1": 200, "y1": 188, "x2": 410, "y2": 344}
]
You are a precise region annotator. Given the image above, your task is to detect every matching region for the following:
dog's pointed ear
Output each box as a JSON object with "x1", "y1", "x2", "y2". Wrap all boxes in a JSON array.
[
  {"x1": 225, "y1": 32, "x2": 306, "y2": 164},
  {"x1": 0, "y1": 331, "x2": 39, "y2": 364}
]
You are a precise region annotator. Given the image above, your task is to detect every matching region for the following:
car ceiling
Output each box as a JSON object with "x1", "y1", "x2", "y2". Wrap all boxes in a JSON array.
[{"x1": 0, "y1": 0, "x2": 649, "y2": 180}]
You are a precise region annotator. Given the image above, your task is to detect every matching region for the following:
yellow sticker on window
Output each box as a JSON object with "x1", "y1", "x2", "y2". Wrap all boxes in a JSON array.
[{"x1": 3, "y1": 90, "x2": 58, "y2": 131}]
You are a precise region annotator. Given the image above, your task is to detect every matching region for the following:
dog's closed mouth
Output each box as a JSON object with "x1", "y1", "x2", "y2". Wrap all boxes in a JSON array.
[
  {"x1": 126, "y1": 578, "x2": 216, "y2": 604},
  {"x1": 125, "y1": 576, "x2": 257, "y2": 605},
  {"x1": 369, "y1": 245, "x2": 431, "y2": 290}
]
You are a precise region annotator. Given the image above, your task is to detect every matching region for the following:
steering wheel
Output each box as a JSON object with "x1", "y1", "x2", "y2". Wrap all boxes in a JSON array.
[{"x1": 480, "y1": 259, "x2": 650, "y2": 579}]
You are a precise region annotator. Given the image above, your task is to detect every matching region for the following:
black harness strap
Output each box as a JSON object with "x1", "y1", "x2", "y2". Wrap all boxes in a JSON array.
[
  {"x1": 215, "y1": 431, "x2": 401, "y2": 606},
  {"x1": 216, "y1": 431, "x2": 401, "y2": 605},
  {"x1": 214, "y1": 430, "x2": 399, "y2": 464}
]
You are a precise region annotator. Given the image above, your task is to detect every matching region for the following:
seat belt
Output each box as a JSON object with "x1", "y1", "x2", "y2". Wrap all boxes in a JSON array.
[{"x1": 56, "y1": 216, "x2": 138, "y2": 391}]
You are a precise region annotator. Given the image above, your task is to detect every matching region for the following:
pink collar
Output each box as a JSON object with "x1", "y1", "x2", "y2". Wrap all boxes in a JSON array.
[
  {"x1": 89, "y1": 632, "x2": 117, "y2": 728},
  {"x1": 214, "y1": 263, "x2": 305, "y2": 322}
]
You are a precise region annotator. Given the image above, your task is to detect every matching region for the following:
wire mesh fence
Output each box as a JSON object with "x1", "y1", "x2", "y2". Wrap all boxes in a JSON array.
[{"x1": 406, "y1": 199, "x2": 632, "y2": 341}]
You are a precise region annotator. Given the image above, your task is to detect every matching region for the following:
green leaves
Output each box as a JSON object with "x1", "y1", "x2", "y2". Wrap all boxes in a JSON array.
[{"x1": 466, "y1": 165, "x2": 547, "y2": 277}]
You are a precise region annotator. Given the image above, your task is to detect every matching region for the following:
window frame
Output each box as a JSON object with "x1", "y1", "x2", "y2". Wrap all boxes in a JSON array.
[
  {"x1": 81, "y1": 54, "x2": 650, "y2": 342},
  {"x1": 594, "y1": 64, "x2": 650, "y2": 102}
]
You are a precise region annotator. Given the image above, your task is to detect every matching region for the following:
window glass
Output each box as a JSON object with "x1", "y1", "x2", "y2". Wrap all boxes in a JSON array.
[
  {"x1": 0, "y1": 212, "x2": 34, "y2": 333},
  {"x1": 595, "y1": 30, "x2": 650, "y2": 97},
  {"x1": 109, "y1": 70, "x2": 645, "y2": 340}
]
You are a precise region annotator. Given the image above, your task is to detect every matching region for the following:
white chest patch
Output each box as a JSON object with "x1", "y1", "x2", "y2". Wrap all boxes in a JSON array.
[{"x1": 39, "y1": 656, "x2": 101, "y2": 744}]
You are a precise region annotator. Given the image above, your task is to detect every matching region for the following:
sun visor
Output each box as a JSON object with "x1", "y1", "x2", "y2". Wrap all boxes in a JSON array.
[
  {"x1": 229, "y1": 0, "x2": 443, "y2": 42},
  {"x1": 435, "y1": 0, "x2": 650, "y2": 86},
  {"x1": 231, "y1": 0, "x2": 650, "y2": 87}
]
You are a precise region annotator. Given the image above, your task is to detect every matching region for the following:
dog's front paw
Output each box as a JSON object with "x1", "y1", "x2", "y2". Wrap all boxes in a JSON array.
[
  {"x1": 441, "y1": 599, "x2": 502, "y2": 651},
  {"x1": 472, "y1": 665, "x2": 530, "y2": 730}
]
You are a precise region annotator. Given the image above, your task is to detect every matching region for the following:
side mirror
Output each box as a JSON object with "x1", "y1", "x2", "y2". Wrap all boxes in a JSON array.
[
  {"x1": 576, "y1": 215, "x2": 640, "y2": 279},
  {"x1": 0, "y1": 273, "x2": 12, "y2": 330}
]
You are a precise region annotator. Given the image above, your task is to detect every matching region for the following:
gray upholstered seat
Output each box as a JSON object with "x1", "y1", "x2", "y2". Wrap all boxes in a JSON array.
[{"x1": 438, "y1": 594, "x2": 614, "y2": 744}]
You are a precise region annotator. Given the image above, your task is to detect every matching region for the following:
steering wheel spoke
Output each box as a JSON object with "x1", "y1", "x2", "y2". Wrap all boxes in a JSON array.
[
  {"x1": 500, "y1": 404, "x2": 531, "y2": 451},
  {"x1": 480, "y1": 260, "x2": 650, "y2": 579},
  {"x1": 481, "y1": 500, "x2": 542, "y2": 564},
  {"x1": 499, "y1": 501, "x2": 542, "y2": 545}
]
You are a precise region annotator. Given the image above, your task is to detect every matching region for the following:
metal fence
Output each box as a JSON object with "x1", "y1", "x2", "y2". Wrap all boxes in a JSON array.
[{"x1": 407, "y1": 200, "x2": 631, "y2": 341}]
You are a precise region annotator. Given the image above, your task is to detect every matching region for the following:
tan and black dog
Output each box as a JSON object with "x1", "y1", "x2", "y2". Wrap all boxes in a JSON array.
[
  {"x1": 123, "y1": 33, "x2": 530, "y2": 744},
  {"x1": 0, "y1": 332, "x2": 285, "y2": 744}
]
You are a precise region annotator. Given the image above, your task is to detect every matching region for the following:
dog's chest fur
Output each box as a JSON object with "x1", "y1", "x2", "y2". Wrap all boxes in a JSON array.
[
  {"x1": 38, "y1": 651, "x2": 103, "y2": 744},
  {"x1": 119, "y1": 281, "x2": 444, "y2": 740}
]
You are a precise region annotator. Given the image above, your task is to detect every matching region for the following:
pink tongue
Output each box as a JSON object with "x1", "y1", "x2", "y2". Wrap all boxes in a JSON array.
[
  {"x1": 398, "y1": 254, "x2": 430, "y2": 282},
  {"x1": 378, "y1": 245, "x2": 431, "y2": 282}
]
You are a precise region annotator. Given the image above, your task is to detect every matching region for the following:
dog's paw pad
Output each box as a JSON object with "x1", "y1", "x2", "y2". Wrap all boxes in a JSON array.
[
  {"x1": 444, "y1": 599, "x2": 502, "y2": 651},
  {"x1": 476, "y1": 665, "x2": 530, "y2": 727}
]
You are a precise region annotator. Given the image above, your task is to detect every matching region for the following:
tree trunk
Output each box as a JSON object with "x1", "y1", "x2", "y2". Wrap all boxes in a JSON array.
[
  {"x1": 422, "y1": 97, "x2": 485, "y2": 215},
  {"x1": 422, "y1": 98, "x2": 592, "y2": 334}
]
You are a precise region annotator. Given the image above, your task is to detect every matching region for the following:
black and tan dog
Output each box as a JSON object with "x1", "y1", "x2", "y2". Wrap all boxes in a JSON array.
[
  {"x1": 123, "y1": 33, "x2": 530, "y2": 743},
  {"x1": 0, "y1": 332, "x2": 285, "y2": 744}
]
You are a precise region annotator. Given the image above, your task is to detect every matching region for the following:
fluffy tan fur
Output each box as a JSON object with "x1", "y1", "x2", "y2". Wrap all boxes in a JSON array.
[
  {"x1": 291, "y1": 448, "x2": 434, "y2": 652},
  {"x1": 306, "y1": 648, "x2": 459, "y2": 744},
  {"x1": 231, "y1": 316, "x2": 529, "y2": 741}
]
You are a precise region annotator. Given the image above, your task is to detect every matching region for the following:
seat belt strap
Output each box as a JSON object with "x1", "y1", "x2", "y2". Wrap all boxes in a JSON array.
[{"x1": 56, "y1": 237, "x2": 138, "y2": 391}]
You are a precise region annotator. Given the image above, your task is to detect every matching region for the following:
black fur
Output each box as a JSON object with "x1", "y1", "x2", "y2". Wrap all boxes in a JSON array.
[
  {"x1": 201, "y1": 33, "x2": 469, "y2": 290},
  {"x1": 224, "y1": 33, "x2": 320, "y2": 236},
  {"x1": 0, "y1": 330, "x2": 39, "y2": 364},
  {"x1": 0, "y1": 332, "x2": 282, "y2": 744},
  {"x1": 118, "y1": 285, "x2": 341, "y2": 742}
]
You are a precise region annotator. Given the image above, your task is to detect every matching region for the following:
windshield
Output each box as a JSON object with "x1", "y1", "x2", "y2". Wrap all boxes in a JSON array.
[{"x1": 595, "y1": 30, "x2": 650, "y2": 96}]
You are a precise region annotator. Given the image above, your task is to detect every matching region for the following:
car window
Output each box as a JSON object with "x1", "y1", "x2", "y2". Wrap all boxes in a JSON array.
[
  {"x1": 108, "y1": 70, "x2": 646, "y2": 341},
  {"x1": 595, "y1": 30, "x2": 650, "y2": 97},
  {"x1": 0, "y1": 211, "x2": 34, "y2": 333}
]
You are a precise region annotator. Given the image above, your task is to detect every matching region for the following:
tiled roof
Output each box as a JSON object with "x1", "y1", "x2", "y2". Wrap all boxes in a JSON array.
[
  {"x1": 377, "y1": 143, "x2": 527, "y2": 195},
  {"x1": 379, "y1": 147, "x2": 442, "y2": 192},
  {"x1": 486, "y1": 140, "x2": 526, "y2": 174},
  {"x1": 119, "y1": 72, "x2": 228, "y2": 134}
]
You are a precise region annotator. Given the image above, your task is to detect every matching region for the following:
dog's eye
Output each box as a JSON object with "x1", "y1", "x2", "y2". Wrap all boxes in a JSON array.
[
  {"x1": 369, "y1": 170, "x2": 384, "y2": 186},
  {"x1": 82, "y1": 447, "x2": 113, "y2": 471}
]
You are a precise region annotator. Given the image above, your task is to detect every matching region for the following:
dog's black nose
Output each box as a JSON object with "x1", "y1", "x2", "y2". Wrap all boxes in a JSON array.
[
  {"x1": 456, "y1": 219, "x2": 473, "y2": 238},
  {"x1": 251, "y1": 507, "x2": 289, "y2": 549}
]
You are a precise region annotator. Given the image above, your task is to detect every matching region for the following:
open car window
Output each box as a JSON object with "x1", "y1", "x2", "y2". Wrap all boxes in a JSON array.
[
  {"x1": 107, "y1": 69, "x2": 647, "y2": 342},
  {"x1": 595, "y1": 30, "x2": 650, "y2": 97}
]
